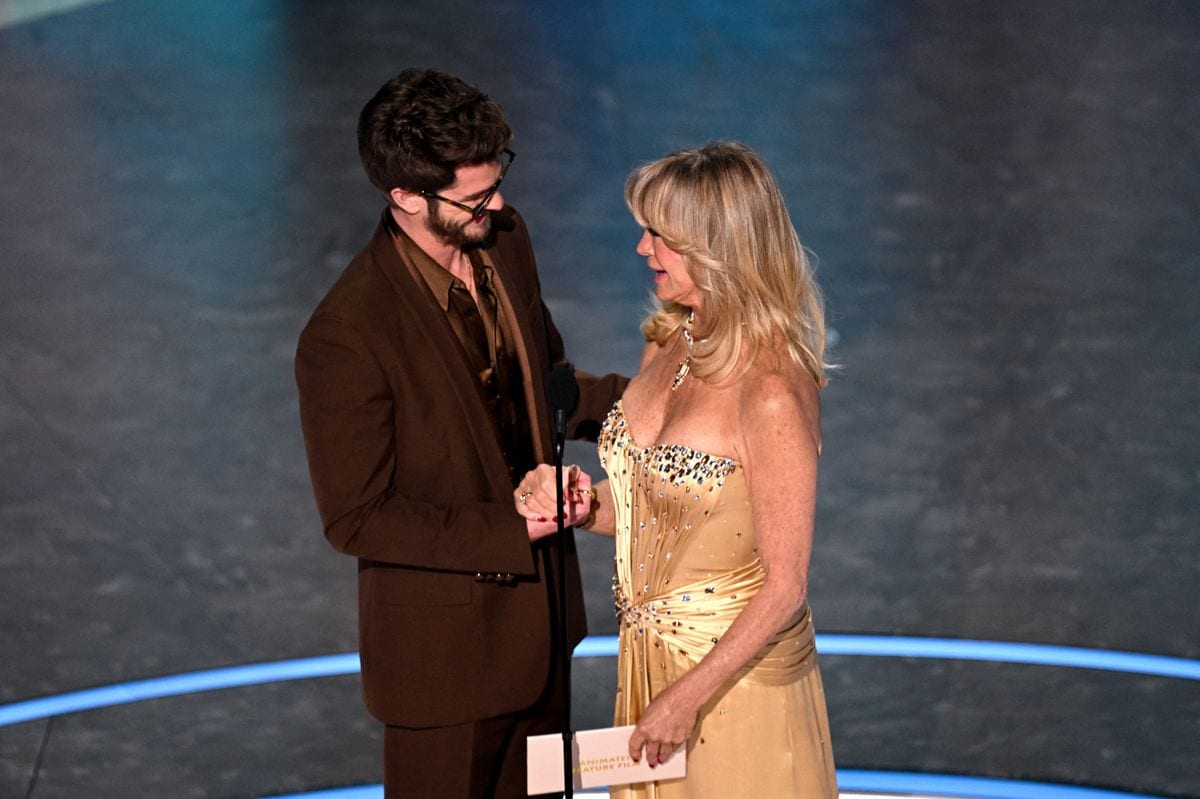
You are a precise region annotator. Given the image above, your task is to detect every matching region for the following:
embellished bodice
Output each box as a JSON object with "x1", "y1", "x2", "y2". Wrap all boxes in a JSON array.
[
  {"x1": 598, "y1": 400, "x2": 815, "y2": 685},
  {"x1": 599, "y1": 397, "x2": 750, "y2": 591}
]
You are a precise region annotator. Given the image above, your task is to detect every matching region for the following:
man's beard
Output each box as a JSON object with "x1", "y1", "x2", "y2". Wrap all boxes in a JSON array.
[{"x1": 425, "y1": 200, "x2": 491, "y2": 249}]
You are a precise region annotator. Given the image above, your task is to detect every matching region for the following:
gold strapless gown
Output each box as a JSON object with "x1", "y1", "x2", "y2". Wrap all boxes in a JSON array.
[{"x1": 598, "y1": 401, "x2": 837, "y2": 798}]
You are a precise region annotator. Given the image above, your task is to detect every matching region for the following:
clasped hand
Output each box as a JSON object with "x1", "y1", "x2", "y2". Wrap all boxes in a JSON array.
[{"x1": 514, "y1": 464, "x2": 593, "y2": 541}]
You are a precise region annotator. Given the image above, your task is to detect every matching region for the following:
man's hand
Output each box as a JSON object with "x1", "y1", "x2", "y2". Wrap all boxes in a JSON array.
[{"x1": 515, "y1": 464, "x2": 595, "y2": 541}]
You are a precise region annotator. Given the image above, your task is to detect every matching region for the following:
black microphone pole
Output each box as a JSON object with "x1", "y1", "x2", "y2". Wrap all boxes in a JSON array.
[
  {"x1": 553, "y1": 406, "x2": 572, "y2": 798},
  {"x1": 545, "y1": 366, "x2": 579, "y2": 797}
]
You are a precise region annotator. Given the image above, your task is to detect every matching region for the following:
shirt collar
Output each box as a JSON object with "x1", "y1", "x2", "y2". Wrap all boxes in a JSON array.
[{"x1": 385, "y1": 211, "x2": 490, "y2": 311}]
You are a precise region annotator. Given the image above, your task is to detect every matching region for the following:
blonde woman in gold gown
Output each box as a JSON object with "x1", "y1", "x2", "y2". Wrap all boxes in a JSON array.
[{"x1": 516, "y1": 141, "x2": 837, "y2": 798}]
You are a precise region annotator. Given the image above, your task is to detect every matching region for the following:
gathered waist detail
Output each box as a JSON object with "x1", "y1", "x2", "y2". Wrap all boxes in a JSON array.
[{"x1": 613, "y1": 560, "x2": 818, "y2": 685}]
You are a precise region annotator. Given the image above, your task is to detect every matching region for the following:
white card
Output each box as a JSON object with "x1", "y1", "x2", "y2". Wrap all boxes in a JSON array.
[{"x1": 527, "y1": 725, "x2": 686, "y2": 794}]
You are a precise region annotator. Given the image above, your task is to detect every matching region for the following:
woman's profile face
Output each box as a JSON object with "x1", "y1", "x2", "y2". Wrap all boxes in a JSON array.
[{"x1": 636, "y1": 228, "x2": 702, "y2": 310}]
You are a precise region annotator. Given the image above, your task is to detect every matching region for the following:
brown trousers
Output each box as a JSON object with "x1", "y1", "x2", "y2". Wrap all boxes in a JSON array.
[{"x1": 383, "y1": 661, "x2": 564, "y2": 798}]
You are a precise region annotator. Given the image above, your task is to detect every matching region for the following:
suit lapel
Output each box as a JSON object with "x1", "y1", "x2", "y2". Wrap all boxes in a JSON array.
[{"x1": 367, "y1": 219, "x2": 513, "y2": 494}]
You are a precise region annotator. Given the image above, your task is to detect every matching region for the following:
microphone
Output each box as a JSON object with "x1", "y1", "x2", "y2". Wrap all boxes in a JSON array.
[
  {"x1": 545, "y1": 365, "x2": 580, "y2": 424},
  {"x1": 545, "y1": 365, "x2": 580, "y2": 455},
  {"x1": 544, "y1": 364, "x2": 580, "y2": 796}
]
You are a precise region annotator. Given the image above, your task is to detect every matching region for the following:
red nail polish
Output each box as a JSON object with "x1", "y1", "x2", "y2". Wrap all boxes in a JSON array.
[{"x1": 537, "y1": 517, "x2": 547, "y2": 522}]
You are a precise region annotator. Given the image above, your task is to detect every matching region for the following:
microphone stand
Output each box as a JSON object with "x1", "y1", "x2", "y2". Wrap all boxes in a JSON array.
[{"x1": 553, "y1": 407, "x2": 573, "y2": 798}]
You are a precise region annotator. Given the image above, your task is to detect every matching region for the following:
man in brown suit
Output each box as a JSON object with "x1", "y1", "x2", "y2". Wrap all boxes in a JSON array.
[{"x1": 295, "y1": 69, "x2": 626, "y2": 797}]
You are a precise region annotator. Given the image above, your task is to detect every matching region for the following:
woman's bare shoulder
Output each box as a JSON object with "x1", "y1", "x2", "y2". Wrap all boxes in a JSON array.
[{"x1": 734, "y1": 360, "x2": 821, "y2": 456}]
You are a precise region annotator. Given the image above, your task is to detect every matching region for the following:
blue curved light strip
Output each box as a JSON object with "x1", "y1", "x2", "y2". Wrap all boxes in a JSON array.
[
  {"x1": 3, "y1": 635, "x2": 1198, "y2": 728},
  {"x1": 266, "y1": 789, "x2": 380, "y2": 799},
  {"x1": 260, "y1": 772, "x2": 1168, "y2": 799},
  {"x1": 0, "y1": 654, "x2": 360, "y2": 727},
  {"x1": 836, "y1": 770, "x2": 1168, "y2": 798},
  {"x1": 579, "y1": 634, "x2": 1200, "y2": 681},
  {"x1": 815, "y1": 636, "x2": 1200, "y2": 680}
]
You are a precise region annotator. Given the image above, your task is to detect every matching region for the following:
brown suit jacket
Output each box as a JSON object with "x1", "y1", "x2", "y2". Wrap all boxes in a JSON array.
[{"x1": 296, "y1": 207, "x2": 626, "y2": 727}]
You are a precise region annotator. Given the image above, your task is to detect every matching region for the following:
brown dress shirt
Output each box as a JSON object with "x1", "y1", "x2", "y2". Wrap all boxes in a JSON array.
[{"x1": 387, "y1": 217, "x2": 535, "y2": 485}]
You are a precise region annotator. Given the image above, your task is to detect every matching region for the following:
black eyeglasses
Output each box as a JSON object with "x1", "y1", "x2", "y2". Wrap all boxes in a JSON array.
[{"x1": 419, "y1": 149, "x2": 515, "y2": 220}]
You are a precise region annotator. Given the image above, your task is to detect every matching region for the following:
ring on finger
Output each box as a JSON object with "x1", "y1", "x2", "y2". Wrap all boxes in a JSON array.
[{"x1": 519, "y1": 491, "x2": 531, "y2": 504}]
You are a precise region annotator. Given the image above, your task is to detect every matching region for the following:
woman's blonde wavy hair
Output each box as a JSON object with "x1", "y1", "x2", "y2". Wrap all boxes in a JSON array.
[{"x1": 626, "y1": 141, "x2": 831, "y2": 387}]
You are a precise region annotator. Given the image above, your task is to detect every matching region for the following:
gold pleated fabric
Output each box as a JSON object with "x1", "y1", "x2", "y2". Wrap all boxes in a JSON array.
[{"x1": 598, "y1": 401, "x2": 837, "y2": 798}]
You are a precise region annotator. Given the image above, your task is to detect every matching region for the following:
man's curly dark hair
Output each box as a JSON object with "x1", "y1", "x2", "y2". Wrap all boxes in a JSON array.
[{"x1": 357, "y1": 68, "x2": 513, "y2": 197}]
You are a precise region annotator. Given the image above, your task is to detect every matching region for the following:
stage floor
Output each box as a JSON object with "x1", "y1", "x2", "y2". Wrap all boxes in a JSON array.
[{"x1": 1, "y1": 1, "x2": 1197, "y2": 797}]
